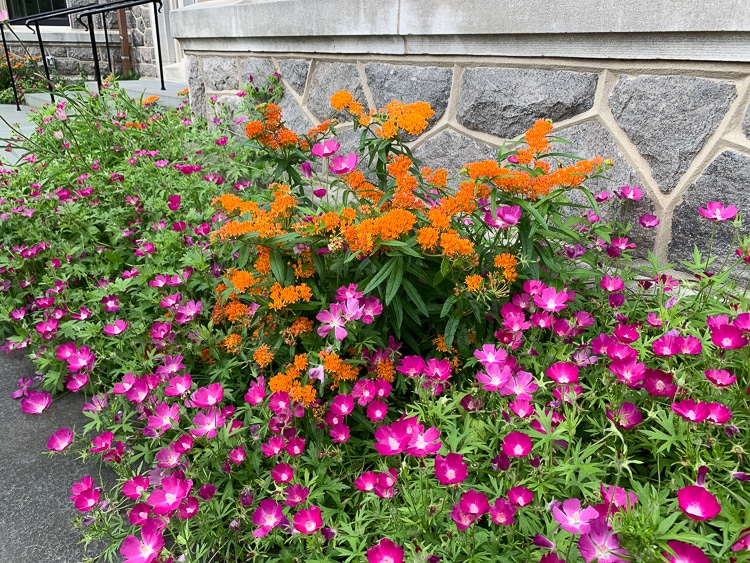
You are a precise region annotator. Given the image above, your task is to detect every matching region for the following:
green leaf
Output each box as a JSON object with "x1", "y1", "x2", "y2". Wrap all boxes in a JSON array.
[
  {"x1": 269, "y1": 248, "x2": 287, "y2": 283},
  {"x1": 385, "y1": 256, "x2": 404, "y2": 306},
  {"x1": 444, "y1": 312, "x2": 461, "y2": 350},
  {"x1": 402, "y1": 279, "x2": 428, "y2": 317},
  {"x1": 441, "y1": 295, "x2": 457, "y2": 318},
  {"x1": 362, "y1": 259, "x2": 396, "y2": 295}
]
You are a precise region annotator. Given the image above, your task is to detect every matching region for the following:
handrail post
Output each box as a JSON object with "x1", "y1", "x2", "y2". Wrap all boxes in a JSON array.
[
  {"x1": 103, "y1": 15, "x2": 113, "y2": 74},
  {"x1": 152, "y1": 0, "x2": 164, "y2": 90},
  {"x1": 87, "y1": 14, "x2": 102, "y2": 91},
  {"x1": 0, "y1": 23, "x2": 21, "y2": 111},
  {"x1": 35, "y1": 21, "x2": 54, "y2": 103}
]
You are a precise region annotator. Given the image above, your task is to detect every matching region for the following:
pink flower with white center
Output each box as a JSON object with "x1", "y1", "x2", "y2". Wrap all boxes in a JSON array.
[
  {"x1": 329, "y1": 153, "x2": 358, "y2": 175},
  {"x1": 174, "y1": 300, "x2": 202, "y2": 324},
  {"x1": 502, "y1": 307, "x2": 531, "y2": 332},
  {"x1": 501, "y1": 370, "x2": 538, "y2": 399},
  {"x1": 639, "y1": 214, "x2": 660, "y2": 228},
  {"x1": 406, "y1": 426, "x2": 442, "y2": 457},
  {"x1": 101, "y1": 294, "x2": 119, "y2": 312},
  {"x1": 341, "y1": 298, "x2": 363, "y2": 322},
  {"x1": 35, "y1": 318, "x2": 58, "y2": 339},
  {"x1": 523, "y1": 280, "x2": 546, "y2": 296},
  {"x1": 374, "y1": 422, "x2": 411, "y2": 456},
  {"x1": 268, "y1": 391, "x2": 290, "y2": 414},
  {"x1": 509, "y1": 397, "x2": 535, "y2": 418},
  {"x1": 147, "y1": 403, "x2": 180, "y2": 434},
  {"x1": 671, "y1": 400, "x2": 709, "y2": 423},
  {"x1": 705, "y1": 402, "x2": 732, "y2": 425},
  {"x1": 507, "y1": 485, "x2": 534, "y2": 507},
  {"x1": 294, "y1": 505, "x2": 323, "y2": 534},
  {"x1": 652, "y1": 334, "x2": 681, "y2": 356},
  {"x1": 530, "y1": 310, "x2": 554, "y2": 328},
  {"x1": 190, "y1": 407, "x2": 226, "y2": 439},
  {"x1": 66, "y1": 372, "x2": 89, "y2": 392},
  {"x1": 711, "y1": 323, "x2": 748, "y2": 349},
  {"x1": 70, "y1": 476, "x2": 101, "y2": 512},
  {"x1": 252, "y1": 498, "x2": 284, "y2": 537},
  {"x1": 546, "y1": 362, "x2": 579, "y2": 385},
  {"x1": 643, "y1": 368, "x2": 677, "y2": 398},
  {"x1": 577, "y1": 517, "x2": 628, "y2": 562},
  {"x1": 113, "y1": 372, "x2": 137, "y2": 394},
  {"x1": 677, "y1": 485, "x2": 721, "y2": 520},
  {"x1": 271, "y1": 462, "x2": 294, "y2": 483},
  {"x1": 698, "y1": 201, "x2": 738, "y2": 222},
  {"x1": 617, "y1": 185, "x2": 643, "y2": 201},
  {"x1": 355, "y1": 471, "x2": 379, "y2": 492},
  {"x1": 330, "y1": 394, "x2": 355, "y2": 416},
  {"x1": 119, "y1": 519, "x2": 164, "y2": 563},
  {"x1": 360, "y1": 296, "x2": 383, "y2": 324},
  {"x1": 488, "y1": 497, "x2": 517, "y2": 525},
  {"x1": 679, "y1": 335, "x2": 702, "y2": 355},
  {"x1": 178, "y1": 496, "x2": 199, "y2": 520},
  {"x1": 125, "y1": 378, "x2": 150, "y2": 404},
  {"x1": 397, "y1": 355, "x2": 425, "y2": 377},
  {"x1": 228, "y1": 446, "x2": 246, "y2": 464},
  {"x1": 460, "y1": 489, "x2": 490, "y2": 516},
  {"x1": 424, "y1": 358, "x2": 451, "y2": 381},
  {"x1": 534, "y1": 286, "x2": 569, "y2": 312},
  {"x1": 317, "y1": 303, "x2": 347, "y2": 340},
  {"x1": 553, "y1": 498, "x2": 600, "y2": 534},
  {"x1": 606, "y1": 402, "x2": 642, "y2": 430},
  {"x1": 665, "y1": 541, "x2": 710, "y2": 563},
  {"x1": 502, "y1": 431, "x2": 533, "y2": 458},
  {"x1": 450, "y1": 504, "x2": 478, "y2": 530},
  {"x1": 159, "y1": 292, "x2": 182, "y2": 309},
  {"x1": 477, "y1": 363, "x2": 513, "y2": 392},
  {"x1": 47, "y1": 428, "x2": 74, "y2": 452},
  {"x1": 191, "y1": 382, "x2": 224, "y2": 408},
  {"x1": 473, "y1": 344, "x2": 508, "y2": 368},
  {"x1": 165, "y1": 373, "x2": 193, "y2": 397},
  {"x1": 90, "y1": 431, "x2": 114, "y2": 453},
  {"x1": 21, "y1": 389, "x2": 51, "y2": 414},
  {"x1": 434, "y1": 453, "x2": 468, "y2": 485},
  {"x1": 285, "y1": 437, "x2": 306, "y2": 456},
  {"x1": 335, "y1": 283, "x2": 362, "y2": 301},
  {"x1": 366, "y1": 400, "x2": 388, "y2": 422},
  {"x1": 606, "y1": 343, "x2": 638, "y2": 361},
  {"x1": 612, "y1": 323, "x2": 639, "y2": 344},
  {"x1": 147, "y1": 476, "x2": 192, "y2": 515},
  {"x1": 495, "y1": 205, "x2": 522, "y2": 228},
  {"x1": 312, "y1": 139, "x2": 341, "y2": 158},
  {"x1": 703, "y1": 369, "x2": 737, "y2": 387},
  {"x1": 244, "y1": 377, "x2": 266, "y2": 405},
  {"x1": 352, "y1": 379, "x2": 377, "y2": 405},
  {"x1": 261, "y1": 436, "x2": 285, "y2": 457},
  {"x1": 284, "y1": 484, "x2": 309, "y2": 507},
  {"x1": 167, "y1": 194, "x2": 181, "y2": 211},
  {"x1": 608, "y1": 357, "x2": 645, "y2": 387},
  {"x1": 103, "y1": 319, "x2": 128, "y2": 336},
  {"x1": 367, "y1": 538, "x2": 404, "y2": 563},
  {"x1": 122, "y1": 476, "x2": 150, "y2": 499},
  {"x1": 66, "y1": 346, "x2": 96, "y2": 373},
  {"x1": 155, "y1": 443, "x2": 183, "y2": 469}
]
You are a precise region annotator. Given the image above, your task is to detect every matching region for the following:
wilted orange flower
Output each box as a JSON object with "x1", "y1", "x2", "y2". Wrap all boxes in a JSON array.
[
  {"x1": 253, "y1": 344, "x2": 274, "y2": 367},
  {"x1": 289, "y1": 316, "x2": 314, "y2": 336}
]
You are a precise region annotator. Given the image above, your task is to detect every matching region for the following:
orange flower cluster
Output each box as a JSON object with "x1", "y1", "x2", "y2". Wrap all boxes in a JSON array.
[
  {"x1": 346, "y1": 170, "x2": 383, "y2": 205},
  {"x1": 376, "y1": 100, "x2": 435, "y2": 138},
  {"x1": 227, "y1": 269, "x2": 261, "y2": 294},
  {"x1": 292, "y1": 248, "x2": 315, "y2": 279},
  {"x1": 253, "y1": 343, "x2": 274, "y2": 367},
  {"x1": 421, "y1": 167, "x2": 449, "y2": 188},
  {"x1": 254, "y1": 246, "x2": 271, "y2": 275},
  {"x1": 269, "y1": 282, "x2": 312, "y2": 310},
  {"x1": 244, "y1": 104, "x2": 300, "y2": 150},
  {"x1": 387, "y1": 155, "x2": 423, "y2": 209},
  {"x1": 307, "y1": 120, "x2": 332, "y2": 143},
  {"x1": 268, "y1": 354, "x2": 317, "y2": 406},
  {"x1": 329, "y1": 90, "x2": 370, "y2": 125},
  {"x1": 221, "y1": 333, "x2": 242, "y2": 353},
  {"x1": 340, "y1": 208, "x2": 417, "y2": 255},
  {"x1": 141, "y1": 95, "x2": 160, "y2": 106},
  {"x1": 465, "y1": 274, "x2": 483, "y2": 292},
  {"x1": 213, "y1": 186, "x2": 294, "y2": 241},
  {"x1": 319, "y1": 350, "x2": 359, "y2": 387},
  {"x1": 516, "y1": 119, "x2": 554, "y2": 165},
  {"x1": 124, "y1": 122, "x2": 146, "y2": 130},
  {"x1": 494, "y1": 253, "x2": 519, "y2": 283}
]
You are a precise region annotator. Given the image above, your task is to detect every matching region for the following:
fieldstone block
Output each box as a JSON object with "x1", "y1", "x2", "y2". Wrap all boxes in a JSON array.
[
  {"x1": 279, "y1": 90, "x2": 313, "y2": 135},
  {"x1": 554, "y1": 121, "x2": 655, "y2": 255},
  {"x1": 306, "y1": 62, "x2": 367, "y2": 122},
  {"x1": 239, "y1": 57, "x2": 276, "y2": 85},
  {"x1": 187, "y1": 55, "x2": 206, "y2": 118},
  {"x1": 413, "y1": 128, "x2": 496, "y2": 184},
  {"x1": 669, "y1": 151, "x2": 750, "y2": 267},
  {"x1": 333, "y1": 127, "x2": 363, "y2": 157},
  {"x1": 609, "y1": 75, "x2": 736, "y2": 194},
  {"x1": 278, "y1": 59, "x2": 310, "y2": 96},
  {"x1": 204, "y1": 56, "x2": 239, "y2": 91},
  {"x1": 457, "y1": 67, "x2": 598, "y2": 139},
  {"x1": 742, "y1": 102, "x2": 750, "y2": 140},
  {"x1": 364, "y1": 63, "x2": 452, "y2": 133}
]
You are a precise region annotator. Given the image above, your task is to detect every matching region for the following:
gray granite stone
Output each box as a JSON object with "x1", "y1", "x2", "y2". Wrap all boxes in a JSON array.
[
  {"x1": 743, "y1": 102, "x2": 750, "y2": 141},
  {"x1": 554, "y1": 121, "x2": 655, "y2": 256},
  {"x1": 203, "y1": 56, "x2": 239, "y2": 91},
  {"x1": 278, "y1": 59, "x2": 310, "y2": 97},
  {"x1": 187, "y1": 55, "x2": 206, "y2": 118},
  {"x1": 333, "y1": 127, "x2": 363, "y2": 157},
  {"x1": 669, "y1": 150, "x2": 750, "y2": 268},
  {"x1": 278, "y1": 90, "x2": 313, "y2": 135},
  {"x1": 306, "y1": 62, "x2": 367, "y2": 123},
  {"x1": 456, "y1": 67, "x2": 598, "y2": 139},
  {"x1": 364, "y1": 63, "x2": 452, "y2": 133},
  {"x1": 239, "y1": 57, "x2": 277, "y2": 86},
  {"x1": 413, "y1": 128, "x2": 496, "y2": 185},
  {"x1": 609, "y1": 75, "x2": 736, "y2": 194}
]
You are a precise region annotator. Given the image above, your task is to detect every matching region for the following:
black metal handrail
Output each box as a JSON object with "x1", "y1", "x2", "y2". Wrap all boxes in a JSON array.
[{"x1": 0, "y1": 0, "x2": 165, "y2": 109}]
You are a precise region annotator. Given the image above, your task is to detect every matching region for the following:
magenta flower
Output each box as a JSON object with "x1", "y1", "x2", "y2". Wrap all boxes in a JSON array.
[
  {"x1": 47, "y1": 428, "x2": 74, "y2": 452},
  {"x1": 191, "y1": 382, "x2": 224, "y2": 408},
  {"x1": 147, "y1": 476, "x2": 192, "y2": 515},
  {"x1": 329, "y1": 153, "x2": 358, "y2": 175},
  {"x1": 366, "y1": 400, "x2": 388, "y2": 421},
  {"x1": 677, "y1": 485, "x2": 721, "y2": 520},
  {"x1": 406, "y1": 425, "x2": 442, "y2": 457},
  {"x1": 21, "y1": 389, "x2": 51, "y2": 414},
  {"x1": 698, "y1": 201, "x2": 738, "y2": 221},
  {"x1": 710, "y1": 323, "x2": 748, "y2": 349},
  {"x1": 101, "y1": 294, "x2": 119, "y2": 312},
  {"x1": 317, "y1": 304, "x2": 347, "y2": 340},
  {"x1": 330, "y1": 423, "x2": 351, "y2": 443},
  {"x1": 311, "y1": 139, "x2": 340, "y2": 158},
  {"x1": 507, "y1": 485, "x2": 534, "y2": 507},
  {"x1": 450, "y1": 503, "x2": 478, "y2": 530},
  {"x1": 434, "y1": 453, "x2": 468, "y2": 485},
  {"x1": 174, "y1": 300, "x2": 202, "y2": 324},
  {"x1": 705, "y1": 402, "x2": 732, "y2": 424},
  {"x1": 501, "y1": 370, "x2": 538, "y2": 399},
  {"x1": 122, "y1": 476, "x2": 150, "y2": 500},
  {"x1": 671, "y1": 400, "x2": 709, "y2": 423},
  {"x1": 198, "y1": 484, "x2": 216, "y2": 501},
  {"x1": 473, "y1": 344, "x2": 508, "y2": 368},
  {"x1": 486, "y1": 205, "x2": 522, "y2": 229},
  {"x1": 355, "y1": 471, "x2": 378, "y2": 492},
  {"x1": 65, "y1": 372, "x2": 89, "y2": 392},
  {"x1": 617, "y1": 185, "x2": 643, "y2": 200},
  {"x1": 70, "y1": 476, "x2": 100, "y2": 512},
  {"x1": 190, "y1": 407, "x2": 226, "y2": 439},
  {"x1": 244, "y1": 377, "x2": 266, "y2": 405},
  {"x1": 600, "y1": 276, "x2": 624, "y2": 292},
  {"x1": 119, "y1": 519, "x2": 164, "y2": 563},
  {"x1": 639, "y1": 214, "x2": 660, "y2": 228},
  {"x1": 652, "y1": 334, "x2": 680, "y2": 356},
  {"x1": 460, "y1": 489, "x2": 490, "y2": 516},
  {"x1": 489, "y1": 498, "x2": 517, "y2": 525},
  {"x1": 502, "y1": 431, "x2": 533, "y2": 457},
  {"x1": 103, "y1": 319, "x2": 128, "y2": 336},
  {"x1": 534, "y1": 287, "x2": 569, "y2": 312},
  {"x1": 352, "y1": 379, "x2": 377, "y2": 405},
  {"x1": 545, "y1": 362, "x2": 579, "y2": 384},
  {"x1": 374, "y1": 421, "x2": 411, "y2": 456},
  {"x1": 577, "y1": 517, "x2": 628, "y2": 562},
  {"x1": 271, "y1": 462, "x2": 294, "y2": 483},
  {"x1": 476, "y1": 363, "x2": 512, "y2": 392},
  {"x1": 367, "y1": 538, "x2": 404, "y2": 563},
  {"x1": 606, "y1": 402, "x2": 643, "y2": 430},
  {"x1": 252, "y1": 498, "x2": 284, "y2": 537},
  {"x1": 66, "y1": 346, "x2": 96, "y2": 373},
  {"x1": 164, "y1": 374, "x2": 192, "y2": 398},
  {"x1": 293, "y1": 505, "x2": 323, "y2": 534},
  {"x1": 330, "y1": 393, "x2": 355, "y2": 416},
  {"x1": 643, "y1": 368, "x2": 677, "y2": 398},
  {"x1": 608, "y1": 357, "x2": 645, "y2": 387},
  {"x1": 553, "y1": 498, "x2": 600, "y2": 534},
  {"x1": 665, "y1": 541, "x2": 710, "y2": 563},
  {"x1": 300, "y1": 161, "x2": 313, "y2": 178}
]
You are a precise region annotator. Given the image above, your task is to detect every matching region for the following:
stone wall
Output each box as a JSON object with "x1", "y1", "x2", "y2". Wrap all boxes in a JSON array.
[{"x1": 185, "y1": 54, "x2": 750, "y2": 266}]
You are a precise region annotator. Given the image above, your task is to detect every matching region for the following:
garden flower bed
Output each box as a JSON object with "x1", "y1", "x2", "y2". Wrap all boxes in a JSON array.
[{"x1": 1, "y1": 77, "x2": 749, "y2": 563}]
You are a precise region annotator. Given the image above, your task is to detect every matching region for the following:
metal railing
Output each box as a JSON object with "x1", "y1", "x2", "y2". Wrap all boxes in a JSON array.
[{"x1": 0, "y1": 0, "x2": 165, "y2": 109}]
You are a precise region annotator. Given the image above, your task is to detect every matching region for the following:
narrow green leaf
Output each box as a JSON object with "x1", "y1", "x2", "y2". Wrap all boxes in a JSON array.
[
  {"x1": 385, "y1": 257, "x2": 404, "y2": 306},
  {"x1": 444, "y1": 313, "x2": 461, "y2": 350},
  {"x1": 269, "y1": 248, "x2": 287, "y2": 283},
  {"x1": 402, "y1": 279, "x2": 428, "y2": 317},
  {"x1": 440, "y1": 295, "x2": 457, "y2": 318},
  {"x1": 362, "y1": 259, "x2": 396, "y2": 295}
]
